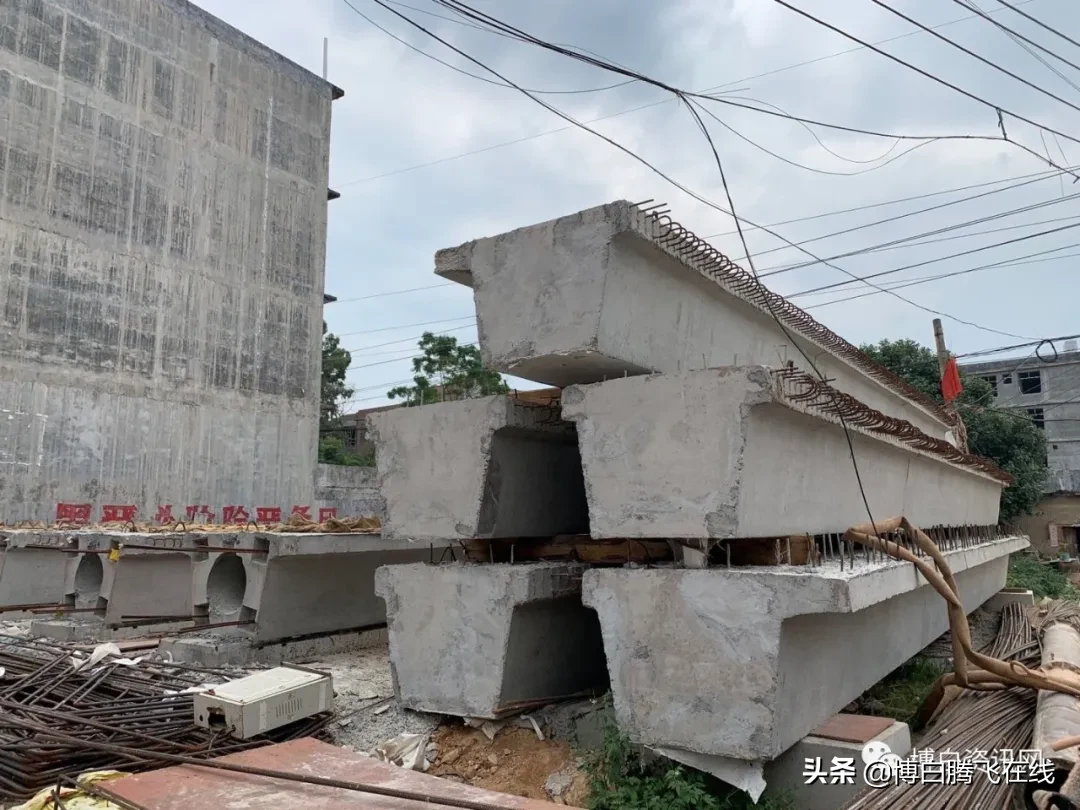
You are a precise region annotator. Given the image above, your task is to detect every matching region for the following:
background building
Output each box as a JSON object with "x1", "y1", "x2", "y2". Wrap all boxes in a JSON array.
[
  {"x1": 962, "y1": 342, "x2": 1080, "y2": 555},
  {"x1": 0, "y1": 0, "x2": 341, "y2": 522}
]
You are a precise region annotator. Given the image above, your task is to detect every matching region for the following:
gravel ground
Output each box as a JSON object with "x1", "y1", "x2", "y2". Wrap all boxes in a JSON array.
[{"x1": 306, "y1": 644, "x2": 444, "y2": 754}]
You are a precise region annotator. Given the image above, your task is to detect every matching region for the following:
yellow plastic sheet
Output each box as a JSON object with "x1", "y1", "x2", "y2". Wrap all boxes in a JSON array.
[{"x1": 11, "y1": 771, "x2": 128, "y2": 810}]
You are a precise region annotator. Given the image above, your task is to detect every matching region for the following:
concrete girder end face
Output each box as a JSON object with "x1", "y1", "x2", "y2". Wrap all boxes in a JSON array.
[
  {"x1": 380, "y1": 563, "x2": 603, "y2": 718},
  {"x1": 582, "y1": 539, "x2": 1015, "y2": 761},
  {"x1": 371, "y1": 397, "x2": 590, "y2": 541}
]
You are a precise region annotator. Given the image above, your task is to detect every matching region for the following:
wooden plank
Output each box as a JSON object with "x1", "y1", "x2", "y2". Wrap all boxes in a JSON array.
[
  {"x1": 461, "y1": 536, "x2": 672, "y2": 564},
  {"x1": 812, "y1": 713, "x2": 894, "y2": 744}
]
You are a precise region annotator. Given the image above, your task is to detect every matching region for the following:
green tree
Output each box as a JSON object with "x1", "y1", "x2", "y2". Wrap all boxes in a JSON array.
[
  {"x1": 387, "y1": 332, "x2": 509, "y2": 405},
  {"x1": 320, "y1": 323, "x2": 363, "y2": 464},
  {"x1": 860, "y1": 338, "x2": 1048, "y2": 521}
]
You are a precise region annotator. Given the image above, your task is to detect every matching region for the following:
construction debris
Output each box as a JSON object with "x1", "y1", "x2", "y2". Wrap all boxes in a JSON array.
[
  {"x1": 840, "y1": 601, "x2": 1038, "y2": 809},
  {"x1": 0, "y1": 634, "x2": 332, "y2": 803},
  {"x1": 192, "y1": 666, "x2": 334, "y2": 739}
]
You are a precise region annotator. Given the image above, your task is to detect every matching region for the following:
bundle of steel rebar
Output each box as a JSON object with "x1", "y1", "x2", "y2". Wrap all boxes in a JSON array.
[
  {"x1": 0, "y1": 634, "x2": 332, "y2": 802},
  {"x1": 841, "y1": 601, "x2": 1040, "y2": 809}
]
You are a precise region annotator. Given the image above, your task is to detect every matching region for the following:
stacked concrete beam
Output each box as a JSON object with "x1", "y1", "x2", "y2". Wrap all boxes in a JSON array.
[
  {"x1": 15, "y1": 530, "x2": 436, "y2": 646},
  {"x1": 372, "y1": 201, "x2": 1024, "y2": 788},
  {"x1": 434, "y1": 200, "x2": 955, "y2": 442},
  {"x1": 368, "y1": 394, "x2": 588, "y2": 542}
]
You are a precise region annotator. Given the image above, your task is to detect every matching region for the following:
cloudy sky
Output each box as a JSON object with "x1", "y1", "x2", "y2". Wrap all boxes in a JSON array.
[{"x1": 196, "y1": 0, "x2": 1080, "y2": 409}]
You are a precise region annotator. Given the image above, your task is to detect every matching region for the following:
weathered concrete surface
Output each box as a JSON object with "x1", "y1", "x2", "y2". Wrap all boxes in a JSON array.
[
  {"x1": 582, "y1": 534, "x2": 1026, "y2": 763},
  {"x1": 160, "y1": 627, "x2": 388, "y2": 667},
  {"x1": 0, "y1": 0, "x2": 338, "y2": 521},
  {"x1": 436, "y1": 200, "x2": 952, "y2": 440},
  {"x1": 562, "y1": 367, "x2": 1006, "y2": 539},
  {"x1": 248, "y1": 533, "x2": 436, "y2": 644},
  {"x1": 376, "y1": 562, "x2": 609, "y2": 718},
  {"x1": 369, "y1": 396, "x2": 589, "y2": 542},
  {"x1": 314, "y1": 464, "x2": 384, "y2": 519},
  {"x1": 0, "y1": 529, "x2": 76, "y2": 609},
  {"x1": 17, "y1": 530, "x2": 437, "y2": 645}
]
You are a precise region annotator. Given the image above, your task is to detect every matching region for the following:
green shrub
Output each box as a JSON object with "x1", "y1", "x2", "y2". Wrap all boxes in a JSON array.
[
  {"x1": 1007, "y1": 553, "x2": 1080, "y2": 600},
  {"x1": 583, "y1": 702, "x2": 794, "y2": 810}
]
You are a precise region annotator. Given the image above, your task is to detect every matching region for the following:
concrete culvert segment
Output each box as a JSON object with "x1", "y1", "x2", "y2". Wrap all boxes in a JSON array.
[
  {"x1": 73, "y1": 554, "x2": 103, "y2": 607},
  {"x1": 207, "y1": 553, "x2": 246, "y2": 622}
]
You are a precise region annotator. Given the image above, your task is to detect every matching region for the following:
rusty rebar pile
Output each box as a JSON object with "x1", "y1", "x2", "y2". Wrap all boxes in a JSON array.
[
  {"x1": 0, "y1": 634, "x2": 332, "y2": 802},
  {"x1": 841, "y1": 601, "x2": 1039, "y2": 810}
]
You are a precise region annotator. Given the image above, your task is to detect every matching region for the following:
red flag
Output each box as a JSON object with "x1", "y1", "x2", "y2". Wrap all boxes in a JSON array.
[{"x1": 942, "y1": 356, "x2": 963, "y2": 403}]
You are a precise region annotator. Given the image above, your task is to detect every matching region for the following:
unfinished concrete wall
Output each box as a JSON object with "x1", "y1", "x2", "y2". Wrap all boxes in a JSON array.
[
  {"x1": 0, "y1": 0, "x2": 336, "y2": 521},
  {"x1": 562, "y1": 368, "x2": 1006, "y2": 539},
  {"x1": 314, "y1": 464, "x2": 384, "y2": 518},
  {"x1": 435, "y1": 201, "x2": 952, "y2": 441}
]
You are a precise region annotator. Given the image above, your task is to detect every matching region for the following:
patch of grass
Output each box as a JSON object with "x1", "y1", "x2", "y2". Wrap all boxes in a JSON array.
[
  {"x1": 583, "y1": 700, "x2": 795, "y2": 810},
  {"x1": 1007, "y1": 553, "x2": 1080, "y2": 600},
  {"x1": 857, "y1": 656, "x2": 946, "y2": 727}
]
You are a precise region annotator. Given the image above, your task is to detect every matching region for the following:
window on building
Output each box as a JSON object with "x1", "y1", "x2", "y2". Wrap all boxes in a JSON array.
[
  {"x1": 1001, "y1": 372, "x2": 1013, "y2": 384},
  {"x1": 1027, "y1": 407, "x2": 1045, "y2": 430},
  {"x1": 978, "y1": 374, "x2": 998, "y2": 395},
  {"x1": 1018, "y1": 370, "x2": 1042, "y2": 395}
]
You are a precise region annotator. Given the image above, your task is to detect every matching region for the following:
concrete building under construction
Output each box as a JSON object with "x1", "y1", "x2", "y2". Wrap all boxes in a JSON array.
[{"x1": 0, "y1": 0, "x2": 342, "y2": 523}]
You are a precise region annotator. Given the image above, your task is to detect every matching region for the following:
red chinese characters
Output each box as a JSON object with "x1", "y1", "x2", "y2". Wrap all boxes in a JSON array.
[
  {"x1": 256, "y1": 506, "x2": 282, "y2": 524},
  {"x1": 222, "y1": 505, "x2": 250, "y2": 525},
  {"x1": 154, "y1": 505, "x2": 175, "y2": 524},
  {"x1": 318, "y1": 507, "x2": 337, "y2": 522},
  {"x1": 185, "y1": 505, "x2": 216, "y2": 523},
  {"x1": 101, "y1": 505, "x2": 137, "y2": 523},
  {"x1": 290, "y1": 505, "x2": 312, "y2": 520},
  {"x1": 56, "y1": 503, "x2": 92, "y2": 525}
]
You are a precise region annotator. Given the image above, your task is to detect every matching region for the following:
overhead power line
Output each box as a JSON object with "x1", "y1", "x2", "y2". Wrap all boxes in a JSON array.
[
  {"x1": 355, "y1": 0, "x2": 1041, "y2": 342},
  {"x1": 753, "y1": 174, "x2": 1080, "y2": 277},
  {"x1": 343, "y1": 0, "x2": 635, "y2": 95},
  {"x1": 337, "y1": 315, "x2": 475, "y2": 338},
  {"x1": 949, "y1": 0, "x2": 1080, "y2": 91},
  {"x1": 866, "y1": 0, "x2": 1080, "y2": 118},
  {"x1": 333, "y1": 0, "x2": 1042, "y2": 187},
  {"x1": 332, "y1": 283, "x2": 457, "y2": 304},
  {"x1": 996, "y1": 0, "x2": 1080, "y2": 52},
  {"x1": 803, "y1": 243, "x2": 1080, "y2": 309},
  {"x1": 768, "y1": 0, "x2": 1080, "y2": 150},
  {"x1": 956, "y1": 333, "x2": 1080, "y2": 360},
  {"x1": 702, "y1": 164, "x2": 1067, "y2": 240},
  {"x1": 787, "y1": 219, "x2": 1080, "y2": 298}
]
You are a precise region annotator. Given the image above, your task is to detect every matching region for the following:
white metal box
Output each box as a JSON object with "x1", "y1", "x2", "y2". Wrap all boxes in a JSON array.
[{"x1": 193, "y1": 665, "x2": 333, "y2": 739}]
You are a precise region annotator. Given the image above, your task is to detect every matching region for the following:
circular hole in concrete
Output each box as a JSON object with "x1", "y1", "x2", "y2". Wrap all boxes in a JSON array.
[
  {"x1": 73, "y1": 554, "x2": 103, "y2": 608},
  {"x1": 207, "y1": 553, "x2": 246, "y2": 623}
]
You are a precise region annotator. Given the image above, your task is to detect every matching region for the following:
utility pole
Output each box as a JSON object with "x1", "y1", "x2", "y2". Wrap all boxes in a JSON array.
[
  {"x1": 933, "y1": 318, "x2": 969, "y2": 453},
  {"x1": 933, "y1": 318, "x2": 948, "y2": 378}
]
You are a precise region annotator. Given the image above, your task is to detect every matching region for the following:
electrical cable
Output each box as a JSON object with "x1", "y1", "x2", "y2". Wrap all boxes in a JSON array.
[
  {"x1": 768, "y1": 0, "x2": 1080, "y2": 150},
  {"x1": 332, "y1": 0, "x2": 1044, "y2": 188},
  {"x1": 786, "y1": 219, "x2": 1080, "y2": 298},
  {"x1": 803, "y1": 245, "x2": 1080, "y2": 309},
  {"x1": 866, "y1": 0, "x2": 1080, "y2": 118},
  {"x1": 750, "y1": 173, "x2": 1080, "y2": 275},
  {"x1": 346, "y1": 342, "x2": 479, "y2": 372},
  {"x1": 996, "y1": 0, "x2": 1080, "y2": 52},
  {"x1": 951, "y1": 0, "x2": 1080, "y2": 94},
  {"x1": 337, "y1": 315, "x2": 475, "y2": 338},
  {"x1": 702, "y1": 164, "x2": 1066, "y2": 239},
  {"x1": 331, "y1": 283, "x2": 457, "y2": 304},
  {"x1": 359, "y1": 0, "x2": 1038, "y2": 339},
  {"x1": 957, "y1": 333, "x2": 1080, "y2": 360},
  {"x1": 342, "y1": 323, "x2": 477, "y2": 355},
  {"x1": 341, "y1": 0, "x2": 635, "y2": 95}
]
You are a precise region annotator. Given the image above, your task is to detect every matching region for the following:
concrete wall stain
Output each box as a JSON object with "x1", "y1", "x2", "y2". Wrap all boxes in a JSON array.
[{"x1": 0, "y1": 0, "x2": 335, "y2": 520}]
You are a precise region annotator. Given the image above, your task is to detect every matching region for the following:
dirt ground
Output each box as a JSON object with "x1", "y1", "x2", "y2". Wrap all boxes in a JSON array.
[{"x1": 430, "y1": 724, "x2": 591, "y2": 806}]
